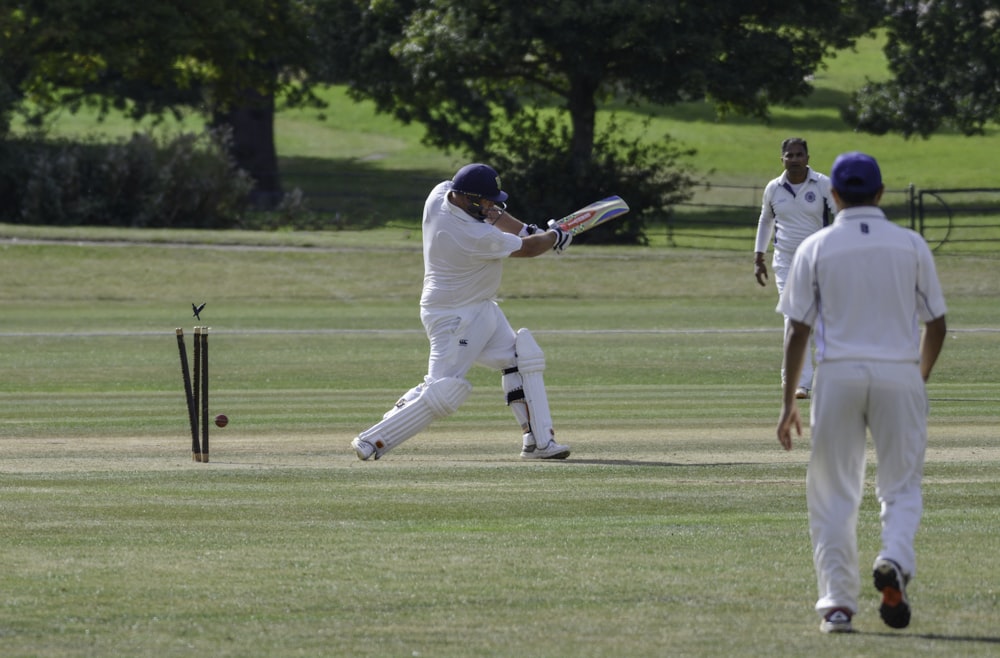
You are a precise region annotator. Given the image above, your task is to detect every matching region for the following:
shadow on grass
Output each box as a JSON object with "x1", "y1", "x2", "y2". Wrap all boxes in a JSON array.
[
  {"x1": 606, "y1": 87, "x2": 856, "y2": 133},
  {"x1": 276, "y1": 156, "x2": 449, "y2": 226},
  {"x1": 862, "y1": 631, "x2": 1000, "y2": 645},
  {"x1": 557, "y1": 459, "x2": 782, "y2": 467}
]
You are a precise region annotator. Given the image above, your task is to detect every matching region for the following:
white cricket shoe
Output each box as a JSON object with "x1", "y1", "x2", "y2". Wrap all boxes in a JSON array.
[
  {"x1": 819, "y1": 608, "x2": 854, "y2": 634},
  {"x1": 520, "y1": 440, "x2": 571, "y2": 460},
  {"x1": 351, "y1": 437, "x2": 378, "y2": 461}
]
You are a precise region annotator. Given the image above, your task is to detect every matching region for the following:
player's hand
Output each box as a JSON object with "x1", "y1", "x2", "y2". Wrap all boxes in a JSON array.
[
  {"x1": 776, "y1": 403, "x2": 801, "y2": 451},
  {"x1": 546, "y1": 222, "x2": 572, "y2": 254},
  {"x1": 755, "y1": 260, "x2": 769, "y2": 287},
  {"x1": 485, "y1": 205, "x2": 505, "y2": 223}
]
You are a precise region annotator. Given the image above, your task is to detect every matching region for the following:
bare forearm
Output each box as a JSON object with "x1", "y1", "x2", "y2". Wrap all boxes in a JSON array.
[
  {"x1": 486, "y1": 209, "x2": 525, "y2": 234},
  {"x1": 920, "y1": 316, "x2": 947, "y2": 381},
  {"x1": 512, "y1": 232, "x2": 557, "y2": 257},
  {"x1": 486, "y1": 207, "x2": 567, "y2": 257}
]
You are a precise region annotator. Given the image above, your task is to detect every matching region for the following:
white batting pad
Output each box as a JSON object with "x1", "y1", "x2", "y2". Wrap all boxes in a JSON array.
[
  {"x1": 383, "y1": 383, "x2": 423, "y2": 419},
  {"x1": 514, "y1": 328, "x2": 555, "y2": 448},
  {"x1": 358, "y1": 376, "x2": 471, "y2": 458}
]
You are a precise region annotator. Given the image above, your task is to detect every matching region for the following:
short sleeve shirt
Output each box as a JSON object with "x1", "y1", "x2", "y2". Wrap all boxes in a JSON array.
[
  {"x1": 777, "y1": 207, "x2": 947, "y2": 363},
  {"x1": 755, "y1": 168, "x2": 835, "y2": 262}
]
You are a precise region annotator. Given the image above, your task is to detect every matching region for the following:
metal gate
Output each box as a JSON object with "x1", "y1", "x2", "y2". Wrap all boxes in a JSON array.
[{"x1": 911, "y1": 187, "x2": 1000, "y2": 250}]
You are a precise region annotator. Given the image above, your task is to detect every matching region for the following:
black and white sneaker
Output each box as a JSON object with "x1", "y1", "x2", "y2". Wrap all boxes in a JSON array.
[{"x1": 873, "y1": 558, "x2": 911, "y2": 629}]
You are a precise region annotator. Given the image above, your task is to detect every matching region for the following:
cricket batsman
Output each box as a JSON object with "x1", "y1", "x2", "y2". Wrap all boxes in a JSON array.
[{"x1": 351, "y1": 163, "x2": 573, "y2": 461}]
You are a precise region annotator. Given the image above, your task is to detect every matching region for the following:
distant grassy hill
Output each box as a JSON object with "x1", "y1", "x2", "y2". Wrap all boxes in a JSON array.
[{"x1": 13, "y1": 32, "x2": 1000, "y2": 228}]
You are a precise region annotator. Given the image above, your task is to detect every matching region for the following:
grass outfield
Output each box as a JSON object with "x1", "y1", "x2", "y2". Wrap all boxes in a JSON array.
[{"x1": 1, "y1": 231, "x2": 998, "y2": 656}]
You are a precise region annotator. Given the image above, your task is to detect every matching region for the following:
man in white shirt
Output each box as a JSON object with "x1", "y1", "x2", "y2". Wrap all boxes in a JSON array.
[
  {"x1": 754, "y1": 138, "x2": 835, "y2": 399},
  {"x1": 351, "y1": 163, "x2": 573, "y2": 461},
  {"x1": 776, "y1": 152, "x2": 947, "y2": 634}
]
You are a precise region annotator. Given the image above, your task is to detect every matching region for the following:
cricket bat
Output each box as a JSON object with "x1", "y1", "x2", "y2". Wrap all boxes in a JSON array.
[{"x1": 549, "y1": 196, "x2": 630, "y2": 236}]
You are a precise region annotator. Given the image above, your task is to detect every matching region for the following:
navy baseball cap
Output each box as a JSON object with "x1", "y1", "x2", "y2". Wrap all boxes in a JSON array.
[
  {"x1": 451, "y1": 163, "x2": 508, "y2": 203},
  {"x1": 831, "y1": 151, "x2": 882, "y2": 196}
]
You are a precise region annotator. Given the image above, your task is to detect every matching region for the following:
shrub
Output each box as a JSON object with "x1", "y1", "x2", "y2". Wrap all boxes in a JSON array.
[
  {"x1": 0, "y1": 129, "x2": 254, "y2": 227},
  {"x1": 480, "y1": 112, "x2": 698, "y2": 244}
]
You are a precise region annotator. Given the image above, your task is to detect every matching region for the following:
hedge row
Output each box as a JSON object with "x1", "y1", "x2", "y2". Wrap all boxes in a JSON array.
[{"x1": 0, "y1": 130, "x2": 253, "y2": 228}]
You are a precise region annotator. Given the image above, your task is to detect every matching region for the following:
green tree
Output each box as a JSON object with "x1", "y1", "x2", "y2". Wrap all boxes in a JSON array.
[
  {"x1": 320, "y1": 0, "x2": 882, "y2": 165},
  {"x1": 845, "y1": 1, "x2": 1000, "y2": 137},
  {"x1": 1, "y1": 0, "x2": 318, "y2": 207},
  {"x1": 315, "y1": 0, "x2": 882, "y2": 238}
]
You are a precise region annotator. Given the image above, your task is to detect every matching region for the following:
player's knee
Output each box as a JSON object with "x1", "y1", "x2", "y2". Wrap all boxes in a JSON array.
[
  {"x1": 423, "y1": 377, "x2": 472, "y2": 417},
  {"x1": 514, "y1": 328, "x2": 545, "y2": 373}
]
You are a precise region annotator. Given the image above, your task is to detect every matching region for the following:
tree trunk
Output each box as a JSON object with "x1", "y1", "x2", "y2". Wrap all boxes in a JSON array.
[
  {"x1": 567, "y1": 77, "x2": 598, "y2": 177},
  {"x1": 213, "y1": 88, "x2": 283, "y2": 210}
]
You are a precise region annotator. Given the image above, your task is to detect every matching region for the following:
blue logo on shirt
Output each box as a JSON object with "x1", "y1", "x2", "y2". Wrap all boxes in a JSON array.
[{"x1": 805, "y1": 191, "x2": 816, "y2": 203}]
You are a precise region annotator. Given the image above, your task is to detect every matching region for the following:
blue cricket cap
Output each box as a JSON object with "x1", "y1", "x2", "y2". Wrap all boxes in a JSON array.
[
  {"x1": 451, "y1": 163, "x2": 508, "y2": 203},
  {"x1": 831, "y1": 151, "x2": 882, "y2": 197}
]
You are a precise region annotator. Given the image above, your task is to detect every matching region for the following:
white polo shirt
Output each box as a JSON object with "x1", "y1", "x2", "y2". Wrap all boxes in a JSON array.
[
  {"x1": 755, "y1": 168, "x2": 835, "y2": 263},
  {"x1": 777, "y1": 206, "x2": 947, "y2": 363},
  {"x1": 420, "y1": 181, "x2": 522, "y2": 310}
]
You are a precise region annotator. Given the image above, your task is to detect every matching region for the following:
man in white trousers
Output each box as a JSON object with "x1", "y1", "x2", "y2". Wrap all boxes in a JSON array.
[
  {"x1": 776, "y1": 152, "x2": 947, "y2": 634},
  {"x1": 754, "y1": 137, "x2": 836, "y2": 399},
  {"x1": 351, "y1": 163, "x2": 573, "y2": 461}
]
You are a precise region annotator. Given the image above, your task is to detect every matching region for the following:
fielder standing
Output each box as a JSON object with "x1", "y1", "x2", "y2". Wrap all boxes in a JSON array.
[
  {"x1": 776, "y1": 152, "x2": 947, "y2": 633},
  {"x1": 754, "y1": 137, "x2": 836, "y2": 399},
  {"x1": 351, "y1": 163, "x2": 572, "y2": 461}
]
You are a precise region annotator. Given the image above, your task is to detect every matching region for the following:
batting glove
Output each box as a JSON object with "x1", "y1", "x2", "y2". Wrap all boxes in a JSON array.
[{"x1": 546, "y1": 221, "x2": 572, "y2": 254}]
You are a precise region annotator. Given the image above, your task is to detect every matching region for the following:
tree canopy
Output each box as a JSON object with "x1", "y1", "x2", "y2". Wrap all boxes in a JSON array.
[
  {"x1": 1, "y1": 0, "x2": 319, "y2": 205},
  {"x1": 846, "y1": 1, "x2": 1000, "y2": 137},
  {"x1": 3, "y1": 0, "x2": 890, "y2": 228},
  {"x1": 320, "y1": 0, "x2": 885, "y2": 167},
  {"x1": 2, "y1": 0, "x2": 316, "y2": 123}
]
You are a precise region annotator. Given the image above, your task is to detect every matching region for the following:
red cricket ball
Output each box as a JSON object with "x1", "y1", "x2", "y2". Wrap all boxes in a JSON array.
[{"x1": 214, "y1": 414, "x2": 229, "y2": 428}]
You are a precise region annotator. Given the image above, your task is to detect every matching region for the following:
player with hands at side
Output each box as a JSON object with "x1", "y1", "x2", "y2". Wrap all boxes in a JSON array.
[
  {"x1": 776, "y1": 152, "x2": 947, "y2": 634},
  {"x1": 754, "y1": 137, "x2": 836, "y2": 399},
  {"x1": 351, "y1": 163, "x2": 572, "y2": 461}
]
